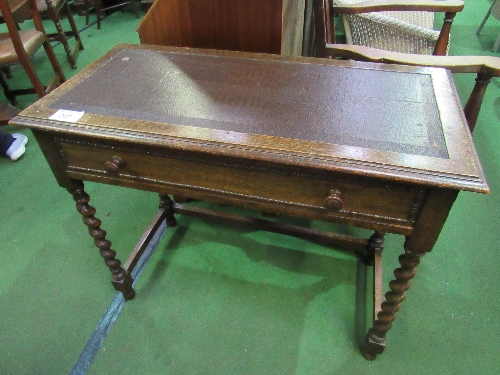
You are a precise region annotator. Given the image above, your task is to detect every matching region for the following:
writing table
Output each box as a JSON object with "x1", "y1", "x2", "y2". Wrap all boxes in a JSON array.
[{"x1": 10, "y1": 44, "x2": 489, "y2": 360}]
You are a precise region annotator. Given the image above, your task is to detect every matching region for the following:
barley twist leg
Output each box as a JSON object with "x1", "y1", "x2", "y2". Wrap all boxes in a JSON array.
[
  {"x1": 67, "y1": 180, "x2": 135, "y2": 300},
  {"x1": 159, "y1": 193, "x2": 177, "y2": 227},
  {"x1": 362, "y1": 250, "x2": 421, "y2": 360}
]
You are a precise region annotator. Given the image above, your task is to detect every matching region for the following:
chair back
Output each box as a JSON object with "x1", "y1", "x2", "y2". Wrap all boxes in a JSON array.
[{"x1": 317, "y1": 0, "x2": 464, "y2": 56}]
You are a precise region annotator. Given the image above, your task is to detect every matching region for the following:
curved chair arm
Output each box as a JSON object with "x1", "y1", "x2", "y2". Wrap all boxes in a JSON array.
[
  {"x1": 324, "y1": 44, "x2": 500, "y2": 73},
  {"x1": 324, "y1": 44, "x2": 500, "y2": 132},
  {"x1": 331, "y1": 0, "x2": 465, "y2": 14}
]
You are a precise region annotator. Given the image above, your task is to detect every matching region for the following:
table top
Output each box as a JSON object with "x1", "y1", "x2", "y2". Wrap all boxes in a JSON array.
[{"x1": 12, "y1": 43, "x2": 488, "y2": 193}]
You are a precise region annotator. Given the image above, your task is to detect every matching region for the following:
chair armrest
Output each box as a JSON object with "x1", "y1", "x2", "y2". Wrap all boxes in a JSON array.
[
  {"x1": 324, "y1": 44, "x2": 500, "y2": 75},
  {"x1": 332, "y1": 0, "x2": 465, "y2": 15}
]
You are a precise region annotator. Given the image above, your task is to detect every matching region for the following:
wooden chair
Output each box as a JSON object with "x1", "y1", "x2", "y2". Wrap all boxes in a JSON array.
[
  {"x1": 477, "y1": 0, "x2": 500, "y2": 52},
  {"x1": 0, "y1": 0, "x2": 66, "y2": 105},
  {"x1": 316, "y1": 0, "x2": 464, "y2": 56},
  {"x1": 36, "y1": 0, "x2": 84, "y2": 68},
  {"x1": 319, "y1": 44, "x2": 500, "y2": 132}
]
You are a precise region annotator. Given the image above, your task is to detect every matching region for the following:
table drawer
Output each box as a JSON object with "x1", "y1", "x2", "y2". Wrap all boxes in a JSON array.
[{"x1": 57, "y1": 137, "x2": 425, "y2": 231}]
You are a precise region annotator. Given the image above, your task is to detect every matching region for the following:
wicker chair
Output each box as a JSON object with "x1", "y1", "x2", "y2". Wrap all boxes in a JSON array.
[{"x1": 324, "y1": 0, "x2": 465, "y2": 56}]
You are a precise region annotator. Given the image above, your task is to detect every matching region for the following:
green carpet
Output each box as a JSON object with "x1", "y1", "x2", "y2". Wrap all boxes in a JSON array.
[{"x1": 0, "y1": 1, "x2": 499, "y2": 374}]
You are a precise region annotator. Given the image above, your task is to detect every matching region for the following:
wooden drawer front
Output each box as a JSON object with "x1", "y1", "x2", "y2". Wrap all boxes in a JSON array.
[{"x1": 58, "y1": 139, "x2": 423, "y2": 225}]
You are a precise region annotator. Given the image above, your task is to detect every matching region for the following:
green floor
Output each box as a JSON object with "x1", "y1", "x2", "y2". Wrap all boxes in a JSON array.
[{"x1": 1, "y1": 2, "x2": 499, "y2": 374}]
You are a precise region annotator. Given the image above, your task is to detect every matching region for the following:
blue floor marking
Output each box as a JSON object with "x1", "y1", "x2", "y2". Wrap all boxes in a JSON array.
[{"x1": 70, "y1": 221, "x2": 167, "y2": 375}]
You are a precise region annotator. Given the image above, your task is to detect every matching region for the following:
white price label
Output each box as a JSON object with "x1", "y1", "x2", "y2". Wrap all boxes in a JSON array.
[{"x1": 48, "y1": 109, "x2": 85, "y2": 123}]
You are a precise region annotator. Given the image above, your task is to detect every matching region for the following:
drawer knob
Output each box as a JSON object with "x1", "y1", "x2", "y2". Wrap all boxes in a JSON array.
[
  {"x1": 104, "y1": 156, "x2": 126, "y2": 174},
  {"x1": 324, "y1": 189, "x2": 343, "y2": 211}
]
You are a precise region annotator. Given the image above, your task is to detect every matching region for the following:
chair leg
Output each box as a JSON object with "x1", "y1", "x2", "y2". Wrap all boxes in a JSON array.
[
  {"x1": 61, "y1": 1, "x2": 84, "y2": 68},
  {"x1": 493, "y1": 35, "x2": 500, "y2": 52},
  {"x1": 18, "y1": 57, "x2": 46, "y2": 98},
  {"x1": 47, "y1": 0, "x2": 75, "y2": 68},
  {"x1": 131, "y1": 0, "x2": 139, "y2": 18},
  {"x1": 44, "y1": 0, "x2": 83, "y2": 69},
  {"x1": 96, "y1": 0, "x2": 101, "y2": 30},
  {"x1": 0, "y1": 70, "x2": 17, "y2": 105},
  {"x1": 476, "y1": 0, "x2": 498, "y2": 35},
  {"x1": 64, "y1": 1, "x2": 84, "y2": 51},
  {"x1": 85, "y1": 0, "x2": 90, "y2": 25},
  {"x1": 2, "y1": 67, "x2": 12, "y2": 79},
  {"x1": 41, "y1": 40, "x2": 66, "y2": 89},
  {"x1": 463, "y1": 72, "x2": 492, "y2": 132}
]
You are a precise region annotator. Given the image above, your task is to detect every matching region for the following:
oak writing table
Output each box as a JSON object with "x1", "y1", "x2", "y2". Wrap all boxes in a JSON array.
[{"x1": 10, "y1": 44, "x2": 489, "y2": 360}]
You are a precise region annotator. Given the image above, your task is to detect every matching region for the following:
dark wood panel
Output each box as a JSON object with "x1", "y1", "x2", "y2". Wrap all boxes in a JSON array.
[{"x1": 137, "y1": 0, "x2": 284, "y2": 54}]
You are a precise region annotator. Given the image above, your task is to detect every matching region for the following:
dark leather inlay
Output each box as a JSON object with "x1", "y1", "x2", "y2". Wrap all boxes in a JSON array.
[{"x1": 50, "y1": 49, "x2": 448, "y2": 158}]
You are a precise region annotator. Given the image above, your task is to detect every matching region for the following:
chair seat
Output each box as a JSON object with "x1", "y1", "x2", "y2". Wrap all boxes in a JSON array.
[
  {"x1": 0, "y1": 30, "x2": 46, "y2": 66},
  {"x1": 346, "y1": 12, "x2": 440, "y2": 54}
]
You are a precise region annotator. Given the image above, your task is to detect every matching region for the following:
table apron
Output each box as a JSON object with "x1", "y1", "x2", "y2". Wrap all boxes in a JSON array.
[{"x1": 54, "y1": 136, "x2": 426, "y2": 235}]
